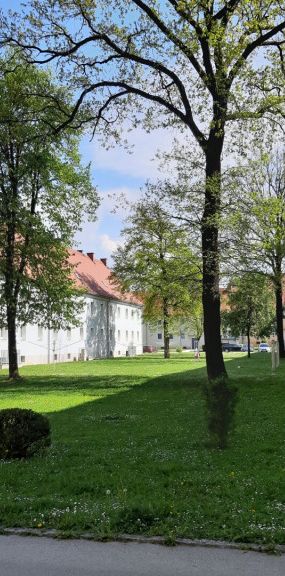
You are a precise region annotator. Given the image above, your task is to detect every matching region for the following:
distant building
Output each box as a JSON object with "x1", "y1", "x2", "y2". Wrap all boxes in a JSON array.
[
  {"x1": 0, "y1": 250, "x2": 143, "y2": 366},
  {"x1": 143, "y1": 321, "x2": 204, "y2": 351}
]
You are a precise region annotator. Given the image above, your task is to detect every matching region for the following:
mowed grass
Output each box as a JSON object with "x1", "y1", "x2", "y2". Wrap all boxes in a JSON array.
[{"x1": 0, "y1": 352, "x2": 284, "y2": 544}]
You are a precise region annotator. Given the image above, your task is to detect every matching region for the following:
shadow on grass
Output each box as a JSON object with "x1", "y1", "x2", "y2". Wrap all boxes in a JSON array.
[
  {"x1": 0, "y1": 353, "x2": 284, "y2": 543},
  {"x1": 0, "y1": 352, "x2": 273, "y2": 399}
]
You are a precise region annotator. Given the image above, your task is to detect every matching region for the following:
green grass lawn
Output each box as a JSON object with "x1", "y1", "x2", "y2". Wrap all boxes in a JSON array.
[{"x1": 0, "y1": 351, "x2": 284, "y2": 545}]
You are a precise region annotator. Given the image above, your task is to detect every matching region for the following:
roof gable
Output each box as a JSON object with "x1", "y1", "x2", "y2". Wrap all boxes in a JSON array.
[{"x1": 69, "y1": 250, "x2": 141, "y2": 306}]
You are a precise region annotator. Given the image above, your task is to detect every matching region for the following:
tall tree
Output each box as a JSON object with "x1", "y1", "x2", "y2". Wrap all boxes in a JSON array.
[
  {"x1": 228, "y1": 153, "x2": 285, "y2": 357},
  {"x1": 2, "y1": 1, "x2": 284, "y2": 378},
  {"x1": 0, "y1": 55, "x2": 99, "y2": 379},
  {"x1": 111, "y1": 198, "x2": 201, "y2": 358},
  {"x1": 222, "y1": 274, "x2": 275, "y2": 357}
]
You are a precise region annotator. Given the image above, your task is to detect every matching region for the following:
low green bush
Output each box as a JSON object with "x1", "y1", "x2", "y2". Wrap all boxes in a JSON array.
[
  {"x1": 176, "y1": 346, "x2": 182, "y2": 353},
  {"x1": 0, "y1": 408, "x2": 51, "y2": 459}
]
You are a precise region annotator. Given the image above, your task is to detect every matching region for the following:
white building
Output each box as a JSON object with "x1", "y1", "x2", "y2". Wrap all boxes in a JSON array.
[
  {"x1": 143, "y1": 321, "x2": 204, "y2": 351},
  {"x1": 0, "y1": 250, "x2": 143, "y2": 366}
]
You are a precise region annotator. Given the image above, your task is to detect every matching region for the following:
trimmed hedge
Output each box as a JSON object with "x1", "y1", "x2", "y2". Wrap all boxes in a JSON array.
[{"x1": 0, "y1": 408, "x2": 51, "y2": 459}]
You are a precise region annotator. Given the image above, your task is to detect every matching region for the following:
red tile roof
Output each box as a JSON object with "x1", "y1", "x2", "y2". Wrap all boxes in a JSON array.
[{"x1": 68, "y1": 249, "x2": 142, "y2": 306}]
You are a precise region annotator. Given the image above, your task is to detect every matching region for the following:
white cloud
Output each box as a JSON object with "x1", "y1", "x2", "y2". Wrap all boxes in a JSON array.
[{"x1": 99, "y1": 233, "x2": 122, "y2": 255}]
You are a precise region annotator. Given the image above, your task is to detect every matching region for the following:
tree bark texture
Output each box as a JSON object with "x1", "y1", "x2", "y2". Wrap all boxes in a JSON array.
[
  {"x1": 275, "y1": 279, "x2": 285, "y2": 358},
  {"x1": 7, "y1": 304, "x2": 19, "y2": 379},
  {"x1": 247, "y1": 326, "x2": 251, "y2": 359},
  {"x1": 163, "y1": 297, "x2": 170, "y2": 359},
  {"x1": 202, "y1": 136, "x2": 227, "y2": 380},
  {"x1": 4, "y1": 220, "x2": 20, "y2": 380}
]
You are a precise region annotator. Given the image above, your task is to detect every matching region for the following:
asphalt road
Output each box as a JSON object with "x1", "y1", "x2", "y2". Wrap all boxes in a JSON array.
[{"x1": 0, "y1": 536, "x2": 284, "y2": 576}]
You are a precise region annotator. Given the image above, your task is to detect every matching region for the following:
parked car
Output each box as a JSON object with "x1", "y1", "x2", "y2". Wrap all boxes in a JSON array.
[
  {"x1": 258, "y1": 343, "x2": 271, "y2": 353},
  {"x1": 241, "y1": 344, "x2": 254, "y2": 352},
  {"x1": 222, "y1": 342, "x2": 242, "y2": 352}
]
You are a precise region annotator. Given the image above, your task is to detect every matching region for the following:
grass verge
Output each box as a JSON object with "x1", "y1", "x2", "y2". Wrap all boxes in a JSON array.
[{"x1": 0, "y1": 352, "x2": 284, "y2": 544}]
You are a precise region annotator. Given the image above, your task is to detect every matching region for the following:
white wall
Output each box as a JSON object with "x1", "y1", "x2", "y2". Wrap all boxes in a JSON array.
[
  {"x1": 0, "y1": 296, "x2": 143, "y2": 366},
  {"x1": 143, "y1": 322, "x2": 204, "y2": 350},
  {"x1": 85, "y1": 298, "x2": 143, "y2": 359}
]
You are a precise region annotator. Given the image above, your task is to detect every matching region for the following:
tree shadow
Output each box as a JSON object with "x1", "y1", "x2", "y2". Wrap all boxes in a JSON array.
[{"x1": 0, "y1": 352, "x2": 282, "y2": 538}]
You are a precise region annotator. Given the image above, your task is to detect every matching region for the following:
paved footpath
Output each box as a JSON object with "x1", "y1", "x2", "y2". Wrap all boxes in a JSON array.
[{"x1": 0, "y1": 535, "x2": 285, "y2": 576}]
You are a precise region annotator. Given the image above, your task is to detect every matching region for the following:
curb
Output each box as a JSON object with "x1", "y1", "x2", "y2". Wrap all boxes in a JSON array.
[{"x1": 0, "y1": 527, "x2": 285, "y2": 554}]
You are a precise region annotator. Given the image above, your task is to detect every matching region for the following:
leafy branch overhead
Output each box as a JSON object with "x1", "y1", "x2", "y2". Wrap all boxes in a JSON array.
[{"x1": 1, "y1": 1, "x2": 284, "y2": 141}]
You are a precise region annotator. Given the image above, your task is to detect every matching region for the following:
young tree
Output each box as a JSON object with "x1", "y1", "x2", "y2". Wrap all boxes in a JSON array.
[
  {"x1": 228, "y1": 153, "x2": 285, "y2": 357},
  {"x1": 111, "y1": 198, "x2": 201, "y2": 358},
  {"x1": 191, "y1": 301, "x2": 204, "y2": 347},
  {"x1": 0, "y1": 56, "x2": 99, "y2": 379},
  {"x1": 222, "y1": 274, "x2": 275, "y2": 358},
  {"x1": 2, "y1": 1, "x2": 284, "y2": 379}
]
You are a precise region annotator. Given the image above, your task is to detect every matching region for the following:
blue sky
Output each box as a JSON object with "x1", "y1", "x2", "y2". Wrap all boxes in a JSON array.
[
  {"x1": 77, "y1": 128, "x2": 174, "y2": 260},
  {"x1": 0, "y1": 0, "x2": 177, "y2": 262}
]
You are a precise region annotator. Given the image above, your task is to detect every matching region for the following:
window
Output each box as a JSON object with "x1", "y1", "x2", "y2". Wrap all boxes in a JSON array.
[
  {"x1": 157, "y1": 333, "x2": 162, "y2": 340},
  {"x1": 131, "y1": 309, "x2": 134, "y2": 318},
  {"x1": 117, "y1": 307, "x2": 121, "y2": 318},
  {"x1": 20, "y1": 355, "x2": 25, "y2": 363},
  {"x1": 91, "y1": 301, "x2": 95, "y2": 315},
  {"x1": 100, "y1": 302, "x2": 104, "y2": 312},
  {"x1": 38, "y1": 326, "x2": 44, "y2": 341},
  {"x1": 80, "y1": 325, "x2": 84, "y2": 339},
  {"x1": 126, "y1": 330, "x2": 128, "y2": 341},
  {"x1": 67, "y1": 353, "x2": 71, "y2": 360},
  {"x1": 20, "y1": 326, "x2": 26, "y2": 341},
  {"x1": 125, "y1": 308, "x2": 128, "y2": 319},
  {"x1": 110, "y1": 329, "x2": 113, "y2": 339},
  {"x1": 117, "y1": 329, "x2": 121, "y2": 342},
  {"x1": 137, "y1": 310, "x2": 140, "y2": 319},
  {"x1": 169, "y1": 334, "x2": 174, "y2": 340},
  {"x1": 67, "y1": 328, "x2": 71, "y2": 341},
  {"x1": 181, "y1": 333, "x2": 185, "y2": 340},
  {"x1": 100, "y1": 328, "x2": 104, "y2": 337},
  {"x1": 137, "y1": 331, "x2": 139, "y2": 342},
  {"x1": 131, "y1": 330, "x2": 134, "y2": 341},
  {"x1": 54, "y1": 353, "x2": 58, "y2": 361}
]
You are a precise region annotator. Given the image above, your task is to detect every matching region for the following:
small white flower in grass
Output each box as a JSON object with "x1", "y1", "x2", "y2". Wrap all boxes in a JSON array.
[{"x1": 106, "y1": 489, "x2": 111, "y2": 495}]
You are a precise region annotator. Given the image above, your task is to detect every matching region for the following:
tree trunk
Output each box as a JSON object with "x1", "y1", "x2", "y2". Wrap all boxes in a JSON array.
[
  {"x1": 4, "y1": 222, "x2": 20, "y2": 379},
  {"x1": 202, "y1": 137, "x2": 227, "y2": 380},
  {"x1": 7, "y1": 303, "x2": 20, "y2": 379},
  {"x1": 164, "y1": 333, "x2": 170, "y2": 359},
  {"x1": 163, "y1": 303, "x2": 170, "y2": 359},
  {"x1": 275, "y1": 278, "x2": 285, "y2": 358},
  {"x1": 247, "y1": 327, "x2": 251, "y2": 359}
]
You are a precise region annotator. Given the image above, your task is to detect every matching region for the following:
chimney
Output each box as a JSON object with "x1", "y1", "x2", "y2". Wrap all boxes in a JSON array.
[
  {"x1": 78, "y1": 249, "x2": 83, "y2": 253},
  {"x1": 87, "y1": 252, "x2": 95, "y2": 262},
  {"x1": 100, "y1": 258, "x2": 107, "y2": 266}
]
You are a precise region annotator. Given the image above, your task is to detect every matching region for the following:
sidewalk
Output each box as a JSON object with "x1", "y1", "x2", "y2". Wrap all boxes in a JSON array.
[{"x1": 0, "y1": 535, "x2": 284, "y2": 576}]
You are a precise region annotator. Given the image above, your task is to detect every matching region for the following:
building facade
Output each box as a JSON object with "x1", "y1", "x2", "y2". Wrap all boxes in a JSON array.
[
  {"x1": 143, "y1": 321, "x2": 204, "y2": 351},
  {"x1": 0, "y1": 250, "x2": 143, "y2": 366}
]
